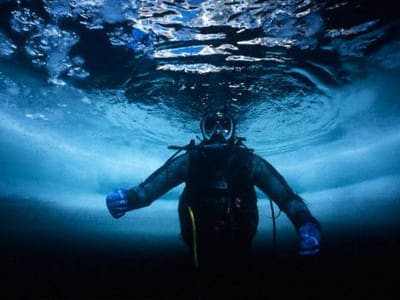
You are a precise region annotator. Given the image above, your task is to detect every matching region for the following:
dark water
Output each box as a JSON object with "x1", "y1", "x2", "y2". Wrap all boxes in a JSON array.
[
  {"x1": 1, "y1": 194, "x2": 399, "y2": 299},
  {"x1": 0, "y1": 0, "x2": 400, "y2": 298}
]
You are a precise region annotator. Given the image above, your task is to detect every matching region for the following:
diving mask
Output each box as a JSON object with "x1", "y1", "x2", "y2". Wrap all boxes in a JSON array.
[{"x1": 200, "y1": 111, "x2": 235, "y2": 142}]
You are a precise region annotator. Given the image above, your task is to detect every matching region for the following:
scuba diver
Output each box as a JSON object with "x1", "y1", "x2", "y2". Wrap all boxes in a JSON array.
[{"x1": 106, "y1": 110, "x2": 321, "y2": 270}]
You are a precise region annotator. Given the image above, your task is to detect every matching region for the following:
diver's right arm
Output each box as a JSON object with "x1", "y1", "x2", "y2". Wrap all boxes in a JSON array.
[{"x1": 106, "y1": 153, "x2": 189, "y2": 218}]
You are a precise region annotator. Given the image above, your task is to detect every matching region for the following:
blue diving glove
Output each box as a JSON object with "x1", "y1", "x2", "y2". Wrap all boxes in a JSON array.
[
  {"x1": 106, "y1": 188, "x2": 129, "y2": 219},
  {"x1": 298, "y1": 222, "x2": 321, "y2": 255}
]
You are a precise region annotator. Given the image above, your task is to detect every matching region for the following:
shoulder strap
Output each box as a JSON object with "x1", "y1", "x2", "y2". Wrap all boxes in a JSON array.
[{"x1": 165, "y1": 139, "x2": 197, "y2": 165}]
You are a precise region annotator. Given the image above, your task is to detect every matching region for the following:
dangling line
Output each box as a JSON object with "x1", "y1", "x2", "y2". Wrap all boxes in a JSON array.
[
  {"x1": 188, "y1": 206, "x2": 199, "y2": 270},
  {"x1": 269, "y1": 198, "x2": 277, "y2": 256}
]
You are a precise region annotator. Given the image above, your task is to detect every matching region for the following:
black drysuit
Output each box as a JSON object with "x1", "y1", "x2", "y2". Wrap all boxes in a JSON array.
[{"x1": 125, "y1": 143, "x2": 320, "y2": 265}]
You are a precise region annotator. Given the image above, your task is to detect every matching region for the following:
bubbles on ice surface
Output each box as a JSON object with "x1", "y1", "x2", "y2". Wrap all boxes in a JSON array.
[
  {"x1": 2, "y1": 0, "x2": 397, "y2": 92},
  {"x1": 11, "y1": 8, "x2": 44, "y2": 34},
  {"x1": 43, "y1": 0, "x2": 72, "y2": 21},
  {"x1": 107, "y1": 27, "x2": 132, "y2": 47},
  {"x1": 0, "y1": 31, "x2": 17, "y2": 59},
  {"x1": 23, "y1": 24, "x2": 80, "y2": 83},
  {"x1": 67, "y1": 0, "x2": 139, "y2": 29}
]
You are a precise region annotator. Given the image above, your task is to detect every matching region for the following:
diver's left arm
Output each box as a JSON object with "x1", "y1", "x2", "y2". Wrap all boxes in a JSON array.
[
  {"x1": 251, "y1": 154, "x2": 321, "y2": 255},
  {"x1": 106, "y1": 154, "x2": 189, "y2": 218}
]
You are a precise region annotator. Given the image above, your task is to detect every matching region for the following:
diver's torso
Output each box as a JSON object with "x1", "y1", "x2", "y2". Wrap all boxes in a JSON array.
[{"x1": 178, "y1": 145, "x2": 259, "y2": 247}]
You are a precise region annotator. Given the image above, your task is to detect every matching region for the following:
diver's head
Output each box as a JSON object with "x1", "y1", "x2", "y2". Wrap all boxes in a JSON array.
[{"x1": 200, "y1": 111, "x2": 236, "y2": 144}]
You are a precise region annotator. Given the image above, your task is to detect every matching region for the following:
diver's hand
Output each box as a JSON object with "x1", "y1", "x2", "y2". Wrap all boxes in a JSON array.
[
  {"x1": 298, "y1": 222, "x2": 321, "y2": 255},
  {"x1": 106, "y1": 188, "x2": 129, "y2": 218}
]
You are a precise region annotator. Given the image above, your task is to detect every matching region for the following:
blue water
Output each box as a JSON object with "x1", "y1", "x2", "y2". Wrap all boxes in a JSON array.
[{"x1": 0, "y1": 1, "x2": 399, "y2": 298}]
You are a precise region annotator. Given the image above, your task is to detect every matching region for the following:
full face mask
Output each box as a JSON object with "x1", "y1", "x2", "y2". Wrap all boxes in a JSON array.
[{"x1": 200, "y1": 111, "x2": 235, "y2": 143}]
